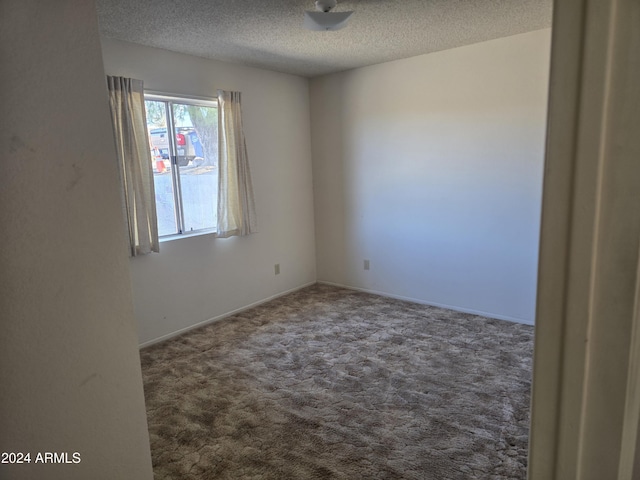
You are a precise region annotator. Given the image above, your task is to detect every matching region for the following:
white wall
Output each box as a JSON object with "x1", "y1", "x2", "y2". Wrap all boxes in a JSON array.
[
  {"x1": 310, "y1": 29, "x2": 551, "y2": 323},
  {"x1": 0, "y1": 2, "x2": 153, "y2": 479},
  {"x1": 101, "y1": 39, "x2": 317, "y2": 345}
]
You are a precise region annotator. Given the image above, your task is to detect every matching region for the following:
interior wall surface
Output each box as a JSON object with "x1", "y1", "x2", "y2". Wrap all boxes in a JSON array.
[
  {"x1": 310, "y1": 29, "x2": 551, "y2": 323},
  {"x1": 101, "y1": 38, "x2": 317, "y2": 345},
  {"x1": 0, "y1": 1, "x2": 153, "y2": 479}
]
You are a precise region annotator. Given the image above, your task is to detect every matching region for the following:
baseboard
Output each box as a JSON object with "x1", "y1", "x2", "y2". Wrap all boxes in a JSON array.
[
  {"x1": 317, "y1": 281, "x2": 535, "y2": 326},
  {"x1": 139, "y1": 281, "x2": 317, "y2": 349},
  {"x1": 140, "y1": 280, "x2": 533, "y2": 348}
]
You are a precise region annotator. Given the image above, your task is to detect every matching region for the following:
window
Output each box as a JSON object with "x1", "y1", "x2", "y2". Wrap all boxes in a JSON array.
[{"x1": 144, "y1": 94, "x2": 218, "y2": 237}]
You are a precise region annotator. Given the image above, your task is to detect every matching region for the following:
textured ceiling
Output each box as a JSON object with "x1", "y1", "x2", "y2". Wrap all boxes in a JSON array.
[{"x1": 96, "y1": 0, "x2": 553, "y2": 78}]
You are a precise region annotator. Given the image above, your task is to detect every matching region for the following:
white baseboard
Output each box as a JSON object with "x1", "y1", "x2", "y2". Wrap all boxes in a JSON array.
[
  {"x1": 317, "y1": 281, "x2": 534, "y2": 326},
  {"x1": 140, "y1": 280, "x2": 533, "y2": 349},
  {"x1": 139, "y1": 281, "x2": 317, "y2": 349}
]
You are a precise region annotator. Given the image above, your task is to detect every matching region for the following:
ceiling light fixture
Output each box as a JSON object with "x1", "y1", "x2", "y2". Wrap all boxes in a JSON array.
[{"x1": 304, "y1": 0, "x2": 353, "y2": 31}]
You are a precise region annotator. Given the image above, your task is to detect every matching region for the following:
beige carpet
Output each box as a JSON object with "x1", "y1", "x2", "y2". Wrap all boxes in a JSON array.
[{"x1": 140, "y1": 284, "x2": 534, "y2": 479}]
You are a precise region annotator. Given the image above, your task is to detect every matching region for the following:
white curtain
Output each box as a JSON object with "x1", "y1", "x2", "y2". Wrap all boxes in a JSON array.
[
  {"x1": 216, "y1": 90, "x2": 258, "y2": 238},
  {"x1": 107, "y1": 76, "x2": 159, "y2": 255}
]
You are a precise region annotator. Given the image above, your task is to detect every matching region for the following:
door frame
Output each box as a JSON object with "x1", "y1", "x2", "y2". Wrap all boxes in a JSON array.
[{"x1": 529, "y1": 0, "x2": 640, "y2": 478}]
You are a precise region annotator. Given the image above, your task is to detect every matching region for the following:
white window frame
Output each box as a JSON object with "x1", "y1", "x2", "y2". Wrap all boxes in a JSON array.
[{"x1": 145, "y1": 92, "x2": 219, "y2": 239}]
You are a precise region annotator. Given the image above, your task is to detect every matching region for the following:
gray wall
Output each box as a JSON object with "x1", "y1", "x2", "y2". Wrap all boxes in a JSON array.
[
  {"x1": 0, "y1": 1, "x2": 153, "y2": 478},
  {"x1": 310, "y1": 29, "x2": 551, "y2": 323}
]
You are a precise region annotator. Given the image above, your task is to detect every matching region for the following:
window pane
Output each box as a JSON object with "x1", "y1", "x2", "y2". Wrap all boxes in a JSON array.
[
  {"x1": 173, "y1": 103, "x2": 218, "y2": 232},
  {"x1": 146, "y1": 100, "x2": 178, "y2": 236}
]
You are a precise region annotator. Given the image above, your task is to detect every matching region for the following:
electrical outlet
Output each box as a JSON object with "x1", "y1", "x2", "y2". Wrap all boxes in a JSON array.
[
  {"x1": 274, "y1": 264, "x2": 280, "y2": 275},
  {"x1": 364, "y1": 259, "x2": 370, "y2": 270}
]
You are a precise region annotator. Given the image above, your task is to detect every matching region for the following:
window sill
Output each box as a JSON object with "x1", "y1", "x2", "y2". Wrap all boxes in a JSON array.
[{"x1": 159, "y1": 228, "x2": 217, "y2": 243}]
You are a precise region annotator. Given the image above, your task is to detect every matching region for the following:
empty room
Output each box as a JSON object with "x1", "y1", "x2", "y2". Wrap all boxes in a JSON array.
[{"x1": 3, "y1": 1, "x2": 640, "y2": 480}]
